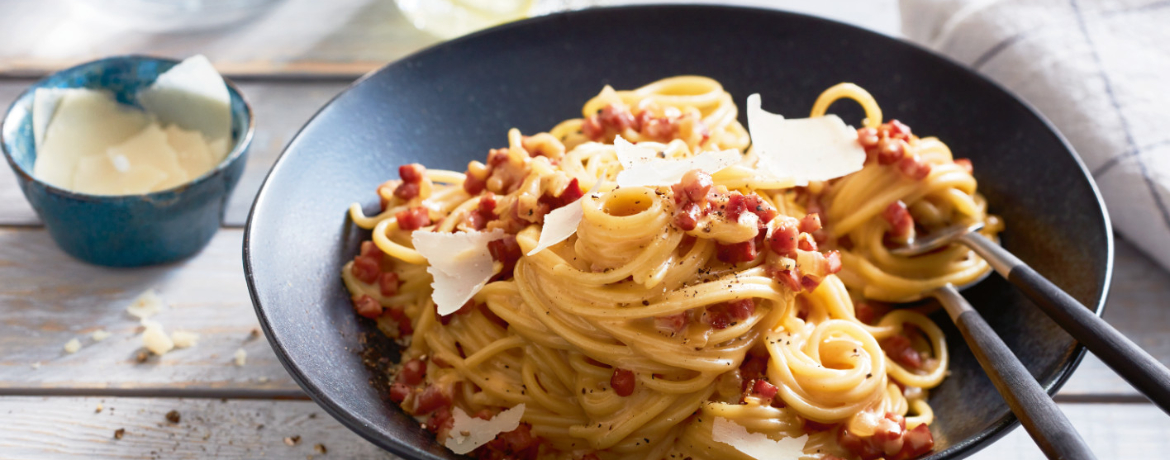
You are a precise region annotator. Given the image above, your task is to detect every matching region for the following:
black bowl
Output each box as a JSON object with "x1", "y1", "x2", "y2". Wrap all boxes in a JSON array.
[{"x1": 243, "y1": 5, "x2": 1112, "y2": 460}]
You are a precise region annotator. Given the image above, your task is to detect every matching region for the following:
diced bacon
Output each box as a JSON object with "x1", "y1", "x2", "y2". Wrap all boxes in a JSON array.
[
  {"x1": 716, "y1": 240, "x2": 757, "y2": 264},
  {"x1": 838, "y1": 426, "x2": 884, "y2": 460},
  {"x1": 888, "y1": 120, "x2": 912, "y2": 139},
  {"x1": 415, "y1": 384, "x2": 452, "y2": 415},
  {"x1": 767, "y1": 218, "x2": 800, "y2": 257},
  {"x1": 393, "y1": 180, "x2": 419, "y2": 201},
  {"x1": 399, "y1": 164, "x2": 426, "y2": 183},
  {"x1": 351, "y1": 255, "x2": 381, "y2": 284},
  {"x1": 398, "y1": 359, "x2": 427, "y2": 386},
  {"x1": 390, "y1": 382, "x2": 412, "y2": 403},
  {"x1": 654, "y1": 312, "x2": 689, "y2": 334},
  {"x1": 799, "y1": 213, "x2": 822, "y2": 234},
  {"x1": 361, "y1": 240, "x2": 383, "y2": 259},
  {"x1": 873, "y1": 413, "x2": 906, "y2": 456},
  {"x1": 800, "y1": 275, "x2": 822, "y2": 292},
  {"x1": 854, "y1": 301, "x2": 891, "y2": 325},
  {"x1": 464, "y1": 173, "x2": 486, "y2": 195},
  {"x1": 751, "y1": 379, "x2": 778, "y2": 401},
  {"x1": 857, "y1": 127, "x2": 880, "y2": 148},
  {"x1": 674, "y1": 202, "x2": 701, "y2": 231},
  {"x1": 897, "y1": 154, "x2": 932, "y2": 180},
  {"x1": 797, "y1": 233, "x2": 818, "y2": 252},
  {"x1": 894, "y1": 424, "x2": 935, "y2": 460},
  {"x1": 877, "y1": 138, "x2": 906, "y2": 165},
  {"x1": 582, "y1": 114, "x2": 604, "y2": 140},
  {"x1": 725, "y1": 299, "x2": 756, "y2": 321},
  {"x1": 487, "y1": 148, "x2": 511, "y2": 168},
  {"x1": 539, "y1": 178, "x2": 584, "y2": 210},
  {"x1": 600, "y1": 105, "x2": 635, "y2": 131},
  {"x1": 803, "y1": 419, "x2": 836, "y2": 432},
  {"x1": 881, "y1": 335, "x2": 924, "y2": 369},
  {"x1": 487, "y1": 235, "x2": 522, "y2": 280},
  {"x1": 825, "y1": 250, "x2": 842, "y2": 274},
  {"x1": 467, "y1": 193, "x2": 498, "y2": 230},
  {"x1": 352, "y1": 295, "x2": 383, "y2": 319},
  {"x1": 426, "y1": 406, "x2": 454, "y2": 440},
  {"x1": 703, "y1": 308, "x2": 730, "y2": 330},
  {"x1": 954, "y1": 158, "x2": 973, "y2": 174},
  {"x1": 672, "y1": 169, "x2": 714, "y2": 205},
  {"x1": 378, "y1": 272, "x2": 400, "y2": 297},
  {"x1": 396, "y1": 207, "x2": 432, "y2": 231},
  {"x1": 725, "y1": 193, "x2": 748, "y2": 222},
  {"x1": 479, "y1": 423, "x2": 542, "y2": 460},
  {"x1": 397, "y1": 317, "x2": 414, "y2": 336},
  {"x1": 641, "y1": 117, "x2": 676, "y2": 141},
  {"x1": 743, "y1": 194, "x2": 777, "y2": 224},
  {"x1": 611, "y1": 368, "x2": 636, "y2": 396},
  {"x1": 883, "y1": 201, "x2": 914, "y2": 240},
  {"x1": 772, "y1": 268, "x2": 802, "y2": 292}
]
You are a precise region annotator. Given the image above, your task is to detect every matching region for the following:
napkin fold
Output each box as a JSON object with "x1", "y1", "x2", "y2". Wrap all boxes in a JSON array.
[{"x1": 900, "y1": 0, "x2": 1170, "y2": 272}]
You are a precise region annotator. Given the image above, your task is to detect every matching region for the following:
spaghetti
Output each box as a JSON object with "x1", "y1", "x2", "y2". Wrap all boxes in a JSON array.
[{"x1": 342, "y1": 77, "x2": 1000, "y2": 460}]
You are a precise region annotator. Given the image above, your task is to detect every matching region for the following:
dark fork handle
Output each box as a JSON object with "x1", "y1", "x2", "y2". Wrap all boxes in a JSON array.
[
  {"x1": 934, "y1": 285, "x2": 1096, "y2": 460},
  {"x1": 959, "y1": 231, "x2": 1170, "y2": 415}
]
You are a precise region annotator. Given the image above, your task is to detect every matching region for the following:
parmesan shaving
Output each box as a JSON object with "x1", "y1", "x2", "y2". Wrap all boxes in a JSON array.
[
  {"x1": 125, "y1": 289, "x2": 163, "y2": 319},
  {"x1": 412, "y1": 229, "x2": 505, "y2": 316},
  {"x1": 613, "y1": 136, "x2": 740, "y2": 187},
  {"x1": 92, "y1": 329, "x2": 111, "y2": 341},
  {"x1": 527, "y1": 181, "x2": 601, "y2": 256},
  {"x1": 712, "y1": 417, "x2": 808, "y2": 459},
  {"x1": 141, "y1": 319, "x2": 174, "y2": 355},
  {"x1": 746, "y1": 93, "x2": 866, "y2": 186},
  {"x1": 444, "y1": 404, "x2": 526, "y2": 455},
  {"x1": 63, "y1": 338, "x2": 81, "y2": 353},
  {"x1": 171, "y1": 330, "x2": 200, "y2": 349}
]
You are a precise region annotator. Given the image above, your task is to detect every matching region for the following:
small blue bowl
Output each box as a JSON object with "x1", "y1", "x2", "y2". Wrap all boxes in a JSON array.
[{"x1": 1, "y1": 55, "x2": 254, "y2": 267}]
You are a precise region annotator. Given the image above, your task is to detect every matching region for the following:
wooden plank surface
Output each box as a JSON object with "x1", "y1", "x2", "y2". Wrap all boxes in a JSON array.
[
  {"x1": 0, "y1": 396, "x2": 1162, "y2": 459},
  {"x1": 0, "y1": 80, "x2": 349, "y2": 228}
]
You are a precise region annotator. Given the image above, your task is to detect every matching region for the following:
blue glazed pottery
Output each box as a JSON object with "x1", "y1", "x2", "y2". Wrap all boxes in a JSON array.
[{"x1": 1, "y1": 55, "x2": 254, "y2": 267}]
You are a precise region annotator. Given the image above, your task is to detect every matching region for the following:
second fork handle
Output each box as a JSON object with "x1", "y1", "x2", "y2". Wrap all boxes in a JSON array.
[{"x1": 959, "y1": 231, "x2": 1170, "y2": 415}]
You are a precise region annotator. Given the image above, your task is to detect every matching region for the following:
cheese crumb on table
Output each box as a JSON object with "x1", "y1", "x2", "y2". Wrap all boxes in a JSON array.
[
  {"x1": 234, "y1": 348, "x2": 247, "y2": 366},
  {"x1": 63, "y1": 338, "x2": 81, "y2": 353},
  {"x1": 141, "y1": 319, "x2": 174, "y2": 355},
  {"x1": 92, "y1": 329, "x2": 111, "y2": 341},
  {"x1": 126, "y1": 289, "x2": 163, "y2": 319},
  {"x1": 171, "y1": 330, "x2": 200, "y2": 348}
]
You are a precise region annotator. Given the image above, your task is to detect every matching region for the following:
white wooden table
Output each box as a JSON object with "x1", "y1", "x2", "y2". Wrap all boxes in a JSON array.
[{"x1": 1, "y1": 0, "x2": 1167, "y2": 458}]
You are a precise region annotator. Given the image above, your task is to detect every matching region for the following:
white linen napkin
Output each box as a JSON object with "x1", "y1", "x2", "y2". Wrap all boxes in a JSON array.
[{"x1": 900, "y1": 0, "x2": 1170, "y2": 272}]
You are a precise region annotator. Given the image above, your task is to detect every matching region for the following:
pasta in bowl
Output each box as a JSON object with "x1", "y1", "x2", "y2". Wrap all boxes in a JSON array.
[{"x1": 340, "y1": 77, "x2": 1002, "y2": 460}]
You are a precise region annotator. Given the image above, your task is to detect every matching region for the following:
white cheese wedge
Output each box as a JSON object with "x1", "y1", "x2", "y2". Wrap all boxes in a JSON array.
[
  {"x1": 126, "y1": 289, "x2": 163, "y2": 319},
  {"x1": 32, "y1": 88, "x2": 86, "y2": 151},
  {"x1": 164, "y1": 124, "x2": 219, "y2": 179},
  {"x1": 614, "y1": 136, "x2": 740, "y2": 187},
  {"x1": 444, "y1": 404, "x2": 526, "y2": 455},
  {"x1": 33, "y1": 89, "x2": 151, "y2": 188},
  {"x1": 141, "y1": 319, "x2": 175, "y2": 355},
  {"x1": 412, "y1": 229, "x2": 505, "y2": 316},
  {"x1": 712, "y1": 417, "x2": 808, "y2": 459},
  {"x1": 63, "y1": 338, "x2": 81, "y2": 353},
  {"x1": 171, "y1": 330, "x2": 200, "y2": 349},
  {"x1": 746, "y1": 94, "x2": 866, "y2": 186},
  {"x1": 139, "y1": 55, "x2": 231, "y2": 144},
  {"x1": 103, "y1": 123, "x2": 189, "y2": 192}
]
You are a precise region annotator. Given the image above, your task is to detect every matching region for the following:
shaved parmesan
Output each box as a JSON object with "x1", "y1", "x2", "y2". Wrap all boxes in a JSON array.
[
  {"x1": 141, "y1": 319, "x2": 174, "y2": 355},
  {"x1": 33, "y1": 89, "x2": 151, "y2": 188},
  {"x1": 92, "y1": 329, "x2": 111, "y2": 341},
  {"x1": 527, "y1": 181, "x2": 600, "y2": 256},
  {"x1": 63, "y1": 338, "x2": 81, "y2": 353},
  {"x1": 171, "y1": 330, "x2": 200, "y2": 348},
  {"x1": 126, "y1": 289, "x2": 163, "y2": 319},
  {"x1": 444, "y1": 404, "x2": 526, "y2": 455},
  {"x1": 712, "y1": 417, "x2": 808, "y2": 459},
  {"x1": 746, "y1": 93, "x2": 866, "y2": 186},
  {"x1": 413, "y1": 229, "x2": 505, "y2": 316},
  {"x1": 139, "y1": 55, "x2": 232, "y2": 144},
  {"x1": 33, "y1": 88, "x2": 86, "y2": 151},
  {"x1": 613, "y1": 136, "x2": 740, "y2": 187}
]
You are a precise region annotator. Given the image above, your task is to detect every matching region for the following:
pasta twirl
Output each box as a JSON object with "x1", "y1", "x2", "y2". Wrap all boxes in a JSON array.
[{"x1": 340, "y1": 76, "x2": 1000, "y2": 460}]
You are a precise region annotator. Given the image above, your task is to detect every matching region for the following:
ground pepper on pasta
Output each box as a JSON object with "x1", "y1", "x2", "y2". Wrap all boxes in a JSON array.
[{"x1": 341, "y1": 76, "x2": 1001, "y2": 460}]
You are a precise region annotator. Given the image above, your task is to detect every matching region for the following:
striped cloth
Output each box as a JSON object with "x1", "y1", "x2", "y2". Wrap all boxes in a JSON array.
[{"x1": 900, "y1": 0, "x2": 1170, "y2": 272}]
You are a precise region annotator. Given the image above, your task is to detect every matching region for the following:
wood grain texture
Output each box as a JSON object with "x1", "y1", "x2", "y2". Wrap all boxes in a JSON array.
[
  {"x1": 0, "y1": 396, "x2": 399, "y2": 459},
  {"x1": 0, "y1": 228, "x2": 299, "y2": 392},
  {"x1": 0, "y1": 397, "x2": 1162, "y2": 459},
  {"x1": 0, "y1": 81, "x2": 349, "y2": 228}
]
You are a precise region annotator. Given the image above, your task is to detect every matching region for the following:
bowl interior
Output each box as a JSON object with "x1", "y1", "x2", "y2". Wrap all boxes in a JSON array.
[
  {"x1": 244, "y1": 6, "x2": 1112, "y2": 460},
  {"x1": 1, "y1": 55, "x2": 253, "y2": 198}
]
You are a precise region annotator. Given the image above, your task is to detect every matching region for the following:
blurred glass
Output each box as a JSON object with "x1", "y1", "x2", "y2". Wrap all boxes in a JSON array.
[{"x1": 69, "y1": 0, "x2": 285, "y2": 32}]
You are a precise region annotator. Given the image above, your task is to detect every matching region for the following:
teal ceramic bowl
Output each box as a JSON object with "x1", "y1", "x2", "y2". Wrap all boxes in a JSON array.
[{"x1": 1, "y1": 55, "x2": 254, "y2": 267}]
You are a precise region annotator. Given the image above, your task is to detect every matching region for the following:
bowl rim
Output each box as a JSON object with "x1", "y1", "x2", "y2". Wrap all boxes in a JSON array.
[
  {"x1": 243, "y1": 5, "x2": 1115, "y2": 460},
  {"x1": 0, "y1": 53, "x2": 256, "y2": 203}
]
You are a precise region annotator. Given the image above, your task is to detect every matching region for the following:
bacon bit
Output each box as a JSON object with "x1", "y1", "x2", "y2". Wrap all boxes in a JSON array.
[
  {"x1": 954, "y1": 158, "x2": 973, "y2": 174},
  {"x1": 487, "y1": 235, "x2": 522, "y2": 280},
  {"x1": 857, "y1": 127, "x2": 880, "y2": 148},
  {"x1": 398, "y1": 359, "x2": 427, "y2": 386},
  {"x1": 703, "y1": 299, "x2": 755, "y2": 330},
  {"x1": 672, "y1": 170, "x2": 714, "y2": 205},
  {"x1": 582, "y1": 114, "x2": 605, "y2": 140},
  {"x1": 725, "y1": 299, "x2": 755, "y2": 321},
  {"x1": 854, "y1": 301, "x2": 892, "y2": 325},
  {"x1": 393, "y1": 181, "x2": 420, "y2": 201},
  {"x1": 725, "y1": 192, "x2": 749, "y2": 222},
  {"x1": 767, "y1": 217, "x2": 800, "y2": 257},
  {"x1": 882, "y1": 201, "x2": 915, "y2": 240},
  {"x1": 773, "y1": 268, "x2": 802, "y2": 292},
  {"x1": 877, "y1": 138, "x2": 906, "y2": 165},
  {"x1": 351, "y1": 254, "x2": 380, "y2": 284},
  {"x1": 600, "y1": 104, "x2": 635, "y2": 131},
  {"x1": 360, "y1": 240, "x2": 382, "y2": 259},
  {"x1": 396, "y1": 207, "x2": 432, "y2": 231},
  {"x1": 797, "y1": 233, "x2": 818, "y2": 252},
  {"x1": 642, "y1": 117, "x2": 677, "y2": 141},
  {"x1": 803, "y1": 419, "x2": 835, "y2": 432},
  {"x1": 838, "y1": 426, "x2": 884, "y2": 460},
  {"x1": 873, "y1": 413, "x2": 906, "y2": 456},
  {"x1": 716, "y1": 240, "x2": 757, "y2": 264},
  {"x1": 895, "y1": 424, "x2": 935, "y2": 460},
  {"x1": 427, "y1": 406, "x2": 455, "y2": 441},
  {"x1": 467, "y1": 193, "x2": 498, "y2": 230},
  {"x1": 743, "y1": 194, "x2": 778, "y2": 224},
  {"x1": 399, "y1": 163, "x2": 425, "y2": 183},
  {"x1": 478, "y1": 423, "x2": 542, "y2": 460},
  {"x1": 674, "y1": 202, "x2": 701, "y2": 231},
  {"x1": 799, "y1": 213, "x2": 822, "y2": 234},
  {"x1": 611, "y1": 368, "x2": 636, "y2": 396},
  {"x1": 825, "y1": 250, "x2": 842, "y2": 274},
  {"x1": 740, "y1": 354, "x2": 769, "y2": 384},
  {"x1": 654, "y1": 312, "x2": 689, "y2": 333},
  {"x1": 352, "y1": 295, "x2": 383, "y2": 319},
  {"x1": 539, "y1": 178, "x2": 584, "y2": 210},
  {"x1": 379, "y1": 272, "x2": 400, "y2": 297},
  {"x1": 881, "y1": 335, "x2": 924, "y2": 369},
  {"x1": 897, "y1": 154, "x2": 932, "y2": 180},
  {"x1": 414, "y1": 384, "x2": 452, "y2": 415},
  {"x1": 888, "y1": 120, "x2": 912, "y2": 140},
  {"x1": 389, "y1": 382, "x2": 411, "y2": 403},
  {"x1": 751, "y1": 379, "x2": 778, "y2": 401},
  {"x1": 487, "y1": 148, "x2": 510, "y2": 168},
  {"x1": 464, "y1": 171, "x2": 487, "y2": 196}
]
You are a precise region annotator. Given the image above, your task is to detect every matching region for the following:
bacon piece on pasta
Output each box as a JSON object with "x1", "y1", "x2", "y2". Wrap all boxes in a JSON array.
[
  {"x1": 672, "y1": 169, "x2": 714, "y2": 205},
  {"x1": 389, "y1": 382, "x2": 412, "y2": 403},
  {"x1": 877, "y1": 138, "x2": 906, "y2": 165},
  {"x1": 873, "y1": 413, "x2": 907, "y2": 456},
  {"x1": 538, "y1": 178, "x2": 584, "y2": 210},
  {"x1": 674, "y1": 202, "x2": 701, "y2": 231},
  {"x1": 351, "y1": 294, "x2": 382, "y2": 319},
  {"x1": 654, "y1": 312, "x2": 690, "y2": 334},
  {"x1": 394, "y1": 164, "x2": 426, "y2": 200},
  {"x1": 415, "y1": 384, "x2": 452, "y2": 415},
  {"x1": 897, "y1": 154, "x2": 932, "y2": 180},
  {"x1": 351, "y1": 254, "x2": 380, "y2": 284},
  {"x1": 894, "y1": 424, "x2": 935, "y2": 460},
  {"x1": 487, "y1": 235, "x2": 522, "y2": 280},
  {"x1": 854, "y1": 301, "x2": 892, "y2": 325},
  {"x1": 767, "y1": 217, "x2": 800, "y2": 257},
  {"x1": 799, "y1": 213, "x2": 822, "y2": 234},
  {"x1": 397, "y1": 207, "x2": 432, "y2": 231},
  {"x1": 477, "y1": 423, "x2": 542, "y2": 460},
  {"x1": 599, "y1": 104, "x2": 635, "y2": 132},
  {"x1": 880, "y1": 334, "x2": 924, "y2": 369},
  {"x1": 379, "y1": 272, "x2": 400, "y2": 297},
  {"x1": 750, "y1": 379, "x2": 778, "y2": 401},
  {"x1": 744, "y1": 194, "x2": 778, "y2": 224},
  {"x1": 427, "y1": 405, "x2": 455, "y2": 441},
  {"x1": 397, "y1": 359, "x2": 427, "y2": 386},
  {"x1": 610, "y1": 368, "x2": 636, "y2": 397},
  {"x1": 882, "y1": 201, "x2": 915, "y2": 241},
  {"x1": 716, "y1": 240, "x2": 757, "y2": 264}
]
